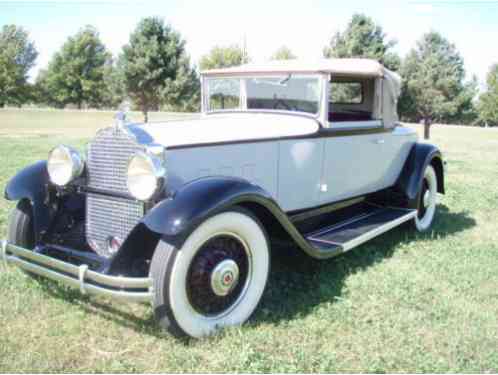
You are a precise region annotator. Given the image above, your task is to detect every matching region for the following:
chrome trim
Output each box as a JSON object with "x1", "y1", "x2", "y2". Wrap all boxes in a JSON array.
[
  {"x1": 79, "y1": 264, "x2": 89, "y2": 294},
  {"x1": 47, "y1": 145, "x2": 85, "y2": 186},
  {"x1": 308, "y1": 209, "x2": 380, "y2": 238},
  {"x1": 289, "y1": 196, "x2": 365, "y2": 223},
  {"x1": 85, "y1": 125, "x2": 148, "y2": 257},
  {"x1": 210, "y1": 259, "x2": 240, "y2": 297},
  {"x1": 341, "y1": 210, "x2": 417, "y2": 251},
  {"x1": 1, "y1": 240, "x2": 7, "y2": 268},
  {"x1": 2, "y1": 241, "x2": 153, "y2": 303},
  {"x1": 126, "y1": 151, "x2": 167, "y2": 201}
]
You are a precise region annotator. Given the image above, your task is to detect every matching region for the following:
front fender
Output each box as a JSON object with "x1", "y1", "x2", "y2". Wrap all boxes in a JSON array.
[
  {"x1": 396, "y1": 143, "x2": 445, "y2": 208},
  {"x1": 4, "y1": 160, "x2": 54, "y2": 240},
  {"x1": 140, "y1": 176, "x2": 337, "y2": 259},
  {"x1": 141, "y1": 177, "x2": 280, "y2": 248}
]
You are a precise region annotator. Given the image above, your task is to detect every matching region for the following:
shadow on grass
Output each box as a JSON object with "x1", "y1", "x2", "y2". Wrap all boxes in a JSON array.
[
  {"x1": 35, "y1": 279, "x2": 169, "y2": 336},
  {"x1": 251, "y1": 204, "x2": 476, "y2": 326},
  {"x1": 34, "y1": 204, "x2": 475, "y2": 338}
]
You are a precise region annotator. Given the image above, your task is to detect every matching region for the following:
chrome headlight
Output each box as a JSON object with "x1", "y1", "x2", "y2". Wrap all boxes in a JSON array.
[
  {"x1": 47, "y1": 145, "x2": 84, "y2": 186},
  {"x1": 126, "y1": 152, "x2": 165, "y2": 201}
]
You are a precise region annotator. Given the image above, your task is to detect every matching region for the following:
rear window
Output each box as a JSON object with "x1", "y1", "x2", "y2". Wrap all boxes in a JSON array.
[{"x1": 330, "y1": 82, "x2": 363, "y2": 104}]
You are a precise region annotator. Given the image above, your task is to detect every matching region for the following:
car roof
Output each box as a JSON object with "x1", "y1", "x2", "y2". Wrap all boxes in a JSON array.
[{"x1": 201, "y1": 58, "x2": 387, "y2": 77}]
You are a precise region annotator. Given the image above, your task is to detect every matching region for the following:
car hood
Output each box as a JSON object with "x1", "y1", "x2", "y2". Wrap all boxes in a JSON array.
[{"x1": 127, "y1": 113, "x2": 320, "y2": 149}]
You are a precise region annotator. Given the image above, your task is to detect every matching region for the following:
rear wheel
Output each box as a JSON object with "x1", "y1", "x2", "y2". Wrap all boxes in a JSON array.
[
  {"x1": 414, "y1": 165, "x2": 438, "y2": 232},
  {"x1": 150, "y1": 208, "x2": 270, "y2": 338}
]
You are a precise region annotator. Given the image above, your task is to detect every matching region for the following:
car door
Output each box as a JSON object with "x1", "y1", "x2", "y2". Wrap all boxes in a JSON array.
[
  {"x1": 277, "y1": 138, "x2": 324, "y2": 212},
  {"x1": 319, "y1": 125, "x2": 387, "y2": 204}
]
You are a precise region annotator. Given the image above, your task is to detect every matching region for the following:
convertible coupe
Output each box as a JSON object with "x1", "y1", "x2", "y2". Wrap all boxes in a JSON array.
[{"x1": 2, "y1": 58, "x2": 444, "y2": 338}]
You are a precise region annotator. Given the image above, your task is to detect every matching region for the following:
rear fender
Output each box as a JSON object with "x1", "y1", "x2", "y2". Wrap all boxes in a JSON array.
[{"x1": 396, "y1": 143, "x2": 445, "y2": 208}]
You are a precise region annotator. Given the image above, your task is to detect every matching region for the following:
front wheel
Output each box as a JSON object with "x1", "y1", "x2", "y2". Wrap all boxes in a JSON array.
[
  {"x1": 150, "y1": 208, "x2": 270, "y2": 338},
  {"x1": 8, "y1": 199, "x2": 35, "y2": 250},
  {"x1": 414, "y1": 165, "x2": 438, "y2": 232},
  {"x1": 7, "y1": 200, "x2": 37, "y2": 277}
]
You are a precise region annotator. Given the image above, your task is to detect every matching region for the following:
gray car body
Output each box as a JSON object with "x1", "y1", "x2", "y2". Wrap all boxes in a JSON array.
[{"x1": 130, "y1": 113, "x2": 417, "y2": 213}]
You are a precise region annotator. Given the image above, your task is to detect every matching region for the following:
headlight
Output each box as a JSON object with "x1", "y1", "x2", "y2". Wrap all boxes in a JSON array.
[
  {"x1": 127, "y1": 152, "x2": 165, "y2": 201},
  {"x1": 47, "y1": 145, "x2": 84, "y2": 186}
]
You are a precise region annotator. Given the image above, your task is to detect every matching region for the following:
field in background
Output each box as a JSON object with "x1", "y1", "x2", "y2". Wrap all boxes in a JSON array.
[
  {"x1": 0, "y1": 108, "x2": 198, "y2": 138},
  {"x1": 1, "y1": 109, "x2": 498, "y2": 372}
]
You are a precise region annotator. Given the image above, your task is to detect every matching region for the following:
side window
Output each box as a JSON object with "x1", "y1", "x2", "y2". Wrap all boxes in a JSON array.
[
  {"x1": 329, "y1": 78, "x2": 378, "y2": 123},
  {"x1": 330, "y1": 82, "x2": 363, "y2": 104}
]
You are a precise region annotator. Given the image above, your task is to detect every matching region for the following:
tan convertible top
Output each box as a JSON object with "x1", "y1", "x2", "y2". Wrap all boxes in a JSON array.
[{"x1": 202, "y1": 58, "x2": 388, "y2": 77}]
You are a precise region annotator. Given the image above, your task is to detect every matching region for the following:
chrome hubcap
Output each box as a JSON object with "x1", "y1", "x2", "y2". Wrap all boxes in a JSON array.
[
  {"x1": 210, "y1": 259, "x2": 240, "y2": 297},
  {"x1": 423, "y1": 189, "x2": 431, "y2": 208}
]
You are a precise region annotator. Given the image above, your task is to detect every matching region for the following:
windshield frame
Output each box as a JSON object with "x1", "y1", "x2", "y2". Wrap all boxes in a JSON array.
[{"x1": 202, "y1": 73, "x2": 324, "y2": 120}]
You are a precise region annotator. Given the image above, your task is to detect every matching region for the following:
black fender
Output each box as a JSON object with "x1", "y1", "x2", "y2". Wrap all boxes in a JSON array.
[
  {"x1": 140, "y1": 176, "x2": 332, "y2": 259},
  {"x1": 396, "y1": 142, "x2": 445, "y2": 208},
  {"x1": 4, "y1": 160, "x2": 54, "y2": 241}
]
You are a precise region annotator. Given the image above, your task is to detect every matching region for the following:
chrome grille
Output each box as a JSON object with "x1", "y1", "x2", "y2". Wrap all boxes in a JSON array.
[
  {"x1": 86, "y1": 126, "x2": 145, "y2": 257},
  {"x1": 86, "y1": 193, "x2": 144, "y2": 257},
  {"x1": 87, "y1": 126, "x2": 144, "y2": 194}
]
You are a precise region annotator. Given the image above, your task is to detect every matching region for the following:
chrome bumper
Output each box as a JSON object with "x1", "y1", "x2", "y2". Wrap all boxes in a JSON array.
[{"x1": 1, "y1": 240, "x2": 153, "y2": 303}]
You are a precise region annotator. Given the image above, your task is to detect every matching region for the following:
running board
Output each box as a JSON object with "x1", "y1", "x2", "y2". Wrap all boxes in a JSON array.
[{"x1": 305, "y1": 207, "x2": 417, "y2": 254}]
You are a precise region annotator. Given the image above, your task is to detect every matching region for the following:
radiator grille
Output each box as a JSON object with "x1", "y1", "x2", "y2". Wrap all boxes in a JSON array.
[
  {"x1": 86, "y1": 126, "x2": 145, "y2": 257},
  {"x1": 86, "y1": 193, "x2": 144, "y2": 257},
  {"x1": 87, "y1": 126, "x2": 144, "y2": 194}
]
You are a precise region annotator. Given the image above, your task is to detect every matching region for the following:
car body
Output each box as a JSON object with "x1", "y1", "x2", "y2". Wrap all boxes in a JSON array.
[{"x1": 2, "y1": 58, "x2": 445, "y2": 338}]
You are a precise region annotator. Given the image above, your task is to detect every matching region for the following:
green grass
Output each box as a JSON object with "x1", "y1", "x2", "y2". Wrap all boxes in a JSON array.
[{"x1": 1, "y1": 109, "x2": 497, "y2": 372}]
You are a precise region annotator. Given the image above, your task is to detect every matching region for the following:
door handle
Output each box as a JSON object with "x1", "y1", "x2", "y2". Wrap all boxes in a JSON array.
[{"x1": 373, "y1": 139, "x2": 385, "y2": 144}]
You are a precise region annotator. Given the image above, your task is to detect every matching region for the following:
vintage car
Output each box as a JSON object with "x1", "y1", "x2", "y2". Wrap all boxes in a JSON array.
[{"x1": 1, "y1": 58, "x2": 444, "y2": 338}]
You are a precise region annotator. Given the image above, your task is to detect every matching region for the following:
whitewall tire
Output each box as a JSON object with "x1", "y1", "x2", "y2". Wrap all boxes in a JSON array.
[
  {"x1": 150, "y1": 208, "x2": 270, "y2": 338},
  {"x1": 414, "y1": 165, "x2": 438, "y2": 232}
]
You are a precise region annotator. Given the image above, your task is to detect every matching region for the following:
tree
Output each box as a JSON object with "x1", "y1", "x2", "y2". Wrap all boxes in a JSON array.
[
  {"x1": 120, "y1": 17, "x2": 197, "y2": 121},
  {"x1": 323, "y1": 13, "x2": 400, "y2": 71},
  {"x1": 160, "y1": 55, "x2": 200, "y2": 112},
  {"x1": 271, "y1": 46, "x2": 296, "y2": 60},
  {"x1": 199, "y1": 45, "x2": 249, "y2": 70},
  {"x1": 34, "y1": 69, "x2": 56, "y2": 107},
  {"x1": 40, "y1": 26, "x2": 110, "y2": 109},
  {"x1": 0, "y1": 25, "x2": 38, "y2": 107},
  {"x1": 101, "y1": 60, "x2": 126, "y2": 109},
  {"x1": 477, "y1": 64, "x2": 498, "y2": 127},
  {"x1": 399, "y1": 31, "x2": 475, "y2": 138}
]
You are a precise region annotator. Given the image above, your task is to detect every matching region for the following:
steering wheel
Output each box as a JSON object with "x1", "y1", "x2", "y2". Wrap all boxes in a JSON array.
[{"x1": 273, "y1": 99, "x2": 294, "y2": 111}]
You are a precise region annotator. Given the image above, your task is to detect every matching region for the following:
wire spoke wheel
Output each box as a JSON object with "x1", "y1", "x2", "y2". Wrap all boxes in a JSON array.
[
  {"x1": 186, "y1": 234, "x2": 251, "y2": 317},
  {"x1": 151, "y1": 209, "x2": 270, "y2": 338}
]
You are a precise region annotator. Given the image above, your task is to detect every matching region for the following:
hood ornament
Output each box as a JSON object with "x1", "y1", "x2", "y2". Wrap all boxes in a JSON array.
[
  {"x1": 114, "y1": 101, "x2": 131, "y2": 128},
  {"x1": 114, "y1": 110, "x2": 127, "y2": 128}
]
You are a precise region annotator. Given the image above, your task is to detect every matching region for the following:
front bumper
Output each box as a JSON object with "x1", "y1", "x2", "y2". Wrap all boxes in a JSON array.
[{"x1": 1, "y1": 240, "x2": 153, "y2": 303}]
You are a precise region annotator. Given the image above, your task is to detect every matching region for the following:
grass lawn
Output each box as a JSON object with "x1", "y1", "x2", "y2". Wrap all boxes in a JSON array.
[{"x1": 1, "y1": 109, "x2": 497, "y2": 372}]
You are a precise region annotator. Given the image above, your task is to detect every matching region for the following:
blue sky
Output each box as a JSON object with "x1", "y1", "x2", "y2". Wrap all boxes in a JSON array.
[{"x1": 2, "y1": 0, "x2": 498, "y2": 86}]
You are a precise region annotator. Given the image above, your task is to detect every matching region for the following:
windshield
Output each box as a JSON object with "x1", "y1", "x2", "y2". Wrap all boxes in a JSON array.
[{"x1": 205, "y1": 75, "x2": 321, "y2": 116}]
